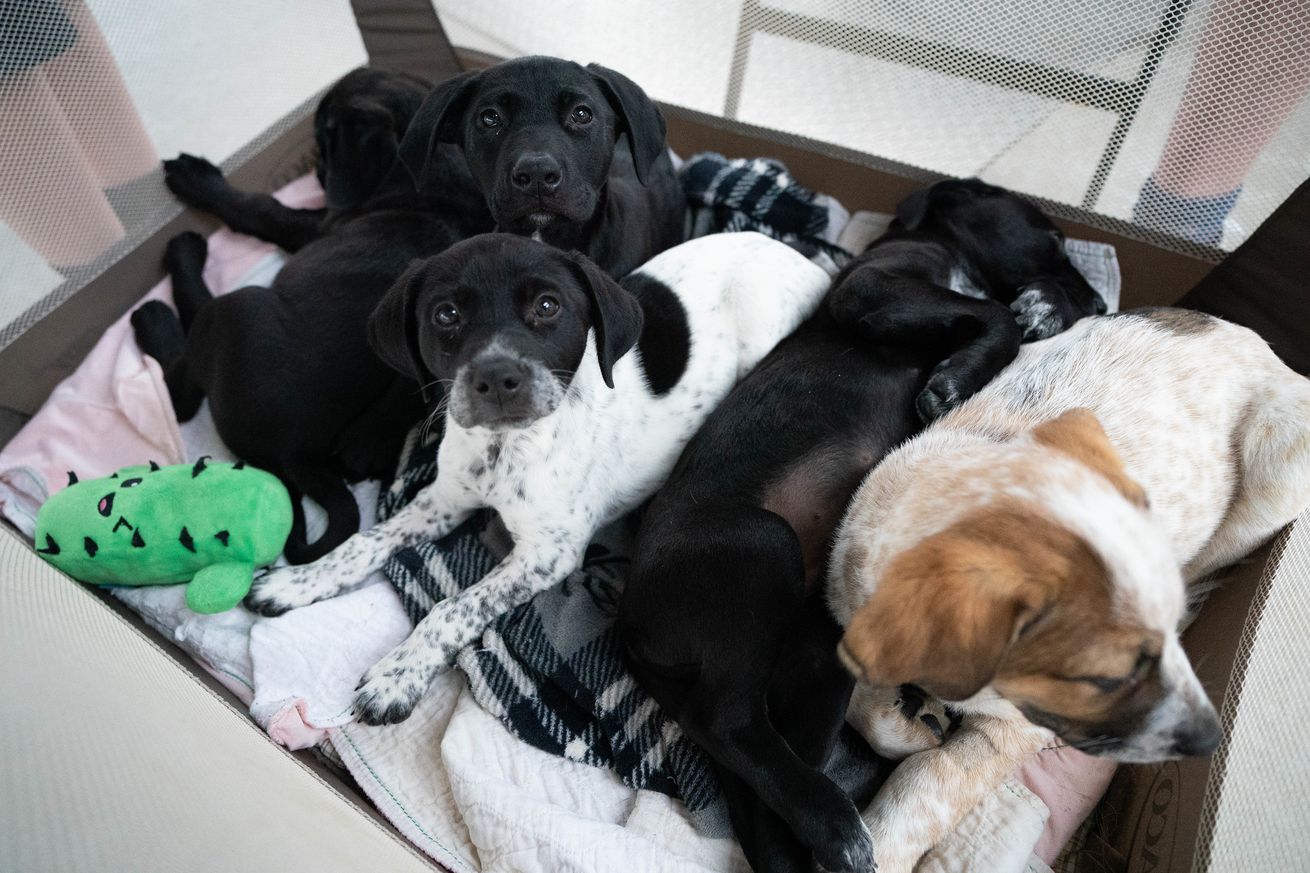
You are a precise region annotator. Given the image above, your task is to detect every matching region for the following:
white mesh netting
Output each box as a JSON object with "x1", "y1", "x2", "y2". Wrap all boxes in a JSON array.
[
  {"x1": 439, "y1": 0, "x2": 1310, "y2": 259},
  {"x1": 0, "y1": 0, "x2": 367, "y2": 351},
  {"x1": 3, "y1": 2, "x2": 1308, "y2": 349},
  {"x1": 1194, "y1": 513, "x2": 1310, "y2": 870}
]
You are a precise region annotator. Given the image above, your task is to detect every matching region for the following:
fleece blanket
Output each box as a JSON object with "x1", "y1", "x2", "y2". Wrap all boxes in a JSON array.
[{"x1": 0, "y1": 168, "x2": 1121, "y2": 873}]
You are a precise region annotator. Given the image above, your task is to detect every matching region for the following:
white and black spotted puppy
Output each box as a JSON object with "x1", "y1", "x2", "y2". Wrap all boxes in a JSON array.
[{"x1": 245, "y1": 231, "x2": 832, "y2": 725}]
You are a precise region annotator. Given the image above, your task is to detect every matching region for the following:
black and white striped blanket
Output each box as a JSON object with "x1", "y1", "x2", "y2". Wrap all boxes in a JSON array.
[{"x1": 377, "y1": 155, "x2": 855, "y2": 834}]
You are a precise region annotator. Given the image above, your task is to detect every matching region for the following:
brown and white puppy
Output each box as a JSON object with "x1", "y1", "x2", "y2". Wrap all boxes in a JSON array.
[{"x1": 827, "y1": 308, "x2": 1310, "y2": 872}]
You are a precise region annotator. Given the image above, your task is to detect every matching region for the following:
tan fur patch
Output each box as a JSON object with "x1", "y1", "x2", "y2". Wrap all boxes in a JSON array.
[
  {"x1": 842, "y1": 500, "x2": 1162, "y2": 735},
  {"x1": 1032, "y1": 408, "x2": 1149, "y2": 509},
  {"x1": 842, "y1": 502, "x2": 1098, "y2": 699}
]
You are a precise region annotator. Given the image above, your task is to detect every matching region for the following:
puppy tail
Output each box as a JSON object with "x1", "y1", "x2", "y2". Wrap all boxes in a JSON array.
[{"x1": 279, "y1": 462, "x2": 361, "y2": 565}]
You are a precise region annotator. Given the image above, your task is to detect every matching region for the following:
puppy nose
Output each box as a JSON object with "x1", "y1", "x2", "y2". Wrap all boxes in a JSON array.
[
  {"x1": 510, "y1": 153, "x2": 562, "y2": 193},
  {"x1": 473, "y1": 358, "x2": 528, "y2": 397},
  {"x1": 1172, "y1": 710, "x2": 1222, "y2": 757}
]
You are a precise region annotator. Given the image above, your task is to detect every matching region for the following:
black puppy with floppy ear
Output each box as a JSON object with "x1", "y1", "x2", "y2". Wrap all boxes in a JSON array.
[
  {"x1": 877, "y1": 177, "x2": 1106, "y2": 345},
  {"x1": 397, "y1": 56, "x2": 685, "y2": 278},
  {"x1": 314, "y1": 67, "x2": 431, "y2": 211}
]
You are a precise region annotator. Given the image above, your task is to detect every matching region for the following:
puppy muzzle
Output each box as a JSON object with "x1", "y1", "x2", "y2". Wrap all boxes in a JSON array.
[{"x1": 450, "y1": 354, "x2": 563, "y2": 430}]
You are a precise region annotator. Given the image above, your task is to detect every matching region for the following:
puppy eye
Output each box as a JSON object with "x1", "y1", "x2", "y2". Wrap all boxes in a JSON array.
[
  {"x1": 434, "y1": 303, "x2": 460, "y2": 327},
  {"x1": 571, "y1": 105, "x2": 593, "y2": 125},
  {"x1": 479, "y1": 109, "x2": 501, "y2": 129},
  {"x1": 534, "y1": 295, "x2": 561, "y2": 318},
  {"x1": 1088, "y1": 676, "x2": 1127, "y2": 693}
]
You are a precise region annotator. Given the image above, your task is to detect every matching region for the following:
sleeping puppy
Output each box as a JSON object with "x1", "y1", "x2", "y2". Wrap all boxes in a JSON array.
[
  {"x1": 829, "y1": 309, "x2": 1310, "y2": 873},
  {"x1": 132, "y1": 67, "x2": 492, "y2": 563},
  {"x1": 873, "y1": 178, "x2": 1106, "y2": 362},
  {"x1": 398, "y1": 55, "x2": 686, "y2": 277},
  {"x1": 244, "y1": 232, "x2": 832, "y2": 726},
  {"x1": 160, "y1": 67, "x2": 486, "y2": 251},
  {"x1": 621, "y1": 276, "x2": 1021, "y2": 873}
]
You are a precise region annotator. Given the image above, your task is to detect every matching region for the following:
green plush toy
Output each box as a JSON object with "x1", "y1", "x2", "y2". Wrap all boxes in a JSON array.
[{"x1": 34, "y1": 457, "x2": 292, "y2": 614}]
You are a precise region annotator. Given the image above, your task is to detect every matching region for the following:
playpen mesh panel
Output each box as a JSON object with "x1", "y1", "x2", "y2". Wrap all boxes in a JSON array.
[
  {"x1": 437, "y1": 0, "x2": 1310, "y2": 260},
  {"x1": 0, "y1": 1, "x2": 367, "y2": 353},
  {"x1": 1193, "y1": 513, "x2": 1310, "y2": 871}
]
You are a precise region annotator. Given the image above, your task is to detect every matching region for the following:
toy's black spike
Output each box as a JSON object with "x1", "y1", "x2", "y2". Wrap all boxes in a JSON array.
[
  {"x1": 178, "y1": 527, "x2": 196, "y2": 553},
  {"x1": 149, "y1": 460, "x2": 161, "y2": 472},
  {"x1": 130, "y1": 530, "x2": 145, "y2": 548},
  {"x1": 233, "y1": 460, "x2": 246, "y2": 470},
  {"x1": 191, "y1": 455, "x2": 211, "y2": 478},
  {"x1": 36, "y1": 534, "x2": 60, "y2": 555},
  {"x1": 84, "y1": 537, "x2": 98, "y2": 558},
  {"x1": 111, "y1": 472, "x2": 119, "y2": 479},
  {"x1": 214, "y1": 530, "x2": 230, "y2": 547},
  {"x1": 66, "y1": 471, "x2": 78, "y2": 486}
]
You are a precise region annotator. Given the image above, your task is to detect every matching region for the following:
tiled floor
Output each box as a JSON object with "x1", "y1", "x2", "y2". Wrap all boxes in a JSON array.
[
  {"x1": 4, "y1": 0, "x2": 1309, "y2": 338},
  {"x1": 2, "y1": 0, "x2": 365, "y2": 335}
]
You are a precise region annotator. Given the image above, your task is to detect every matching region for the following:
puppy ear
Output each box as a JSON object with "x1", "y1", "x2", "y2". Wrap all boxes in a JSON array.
[
  {"x1": 894, "y1": 185, "x2": 933, "y2": 230},
  {"x1": 396, "y1": 70, "x2": 481, "y2": 190},
  {"x1": 369, "y1": 259, "x2": 434, "y2": 399},
  {"x1": 586, "y1": 63, "x2": 667, "y2": 187},
  {"x1": 839, "y1": 529, "x2": 1043, "y2": 701},
  {"x1": 321, "y1": 108, "x2": 398, "y2": 211},
  {"x1": 567, "y1": 252, "x2": 644, "y2": 389},
  {"x1": 1031, "y1": 408, "x2": 1148, "y2": 508}
]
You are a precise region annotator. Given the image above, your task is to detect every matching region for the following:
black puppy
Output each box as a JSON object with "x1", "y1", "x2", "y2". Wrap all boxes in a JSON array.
[
  {"x1": 398, "y1": 56, "x2": 686, "y2": 277},
  {"x1": 132, "y1": 68, "x2": 492, "y2": 563},
  {"x1": 885, "y1": 177, "x2": 1105, "y2": 355},
  {"x1": 620, "y1": 182, "x2": 1092, "y2": 872}
]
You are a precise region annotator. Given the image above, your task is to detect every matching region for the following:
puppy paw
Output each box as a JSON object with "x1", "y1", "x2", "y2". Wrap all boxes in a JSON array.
[
  {"x1": 916, "y1": 362, "x2": 964, "y2": 423},
  {"x1": 851, "y1": 684, "x2": 960, "y2": 760},
  {"x1": 809, "y1": 805, "x2": 875, "y2": 873},
  {"x1": 1011, "y1": 286, "x2": 1073, "y2": 342},
  {"x1": 244, "y1": 566, "x2": 318, "y2": 616},
  {"x1": 163, "y1": 153, "x2": 227, "y2": 209},
  {"x1": 162, "y1": 230, "x2": 208, "y2": 274},
  {"x1": 353, "y1": 655, "x2": 429, "y2": 726},
  {"x1": 130, "y1": 300, "x2": 185, "y2": 364}
]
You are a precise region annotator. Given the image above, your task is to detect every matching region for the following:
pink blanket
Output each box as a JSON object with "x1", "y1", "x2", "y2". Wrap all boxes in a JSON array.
[{"x1": 0, "y1": 173, "x2": 326, "y2": 535}]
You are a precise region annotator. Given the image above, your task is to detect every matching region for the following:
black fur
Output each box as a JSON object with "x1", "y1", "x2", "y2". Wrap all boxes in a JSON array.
[
  {"x1": 620, "y1": 182, "x2": 1096, "y2": 872},
  {"x1": 398, "y1": 56, "x2": 686, "y2": 278},
  {"x1": 131, "y1": 68, "x2": 493, "y2": 563},
  {"x1": 882, "y1": 177, "x2": 1106, "y2": 342},
  {"x1": 369, "y1": 234, "x2": 644, "y2": 429},
  {"x1": 626, "y1": 274, "x2": 690, "y2": 396}
]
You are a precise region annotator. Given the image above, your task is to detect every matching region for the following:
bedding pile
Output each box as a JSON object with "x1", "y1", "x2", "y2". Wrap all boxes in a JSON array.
[{"x1": 0, "y1": 169, "x2": 1123, "y2": 873}]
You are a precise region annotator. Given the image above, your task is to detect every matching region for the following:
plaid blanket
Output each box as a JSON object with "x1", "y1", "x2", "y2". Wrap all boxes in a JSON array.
[
  {"x1": 681, "y1": 151, "x2": 852, "y2": 271},
  {"x1": 378, "y1": 429, "x2": 731, "y2": 833},
  {"x1": 377, "y1": 158, "x2": 856, "y2": 835}
]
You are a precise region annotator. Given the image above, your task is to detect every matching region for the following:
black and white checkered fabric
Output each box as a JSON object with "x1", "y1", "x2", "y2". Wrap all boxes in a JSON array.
[
  {"x1": 680, "y1": 151, "x2": 852, "y2": 269},
  {"x1": 378, "y1": 429, "x2": 729, "y2": 832}
]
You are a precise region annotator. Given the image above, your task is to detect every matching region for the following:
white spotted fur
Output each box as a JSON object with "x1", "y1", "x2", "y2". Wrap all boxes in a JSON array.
[
  {"x1": 829, "y1": 311, "x2": 1310, "y2": 872},
  {"x1": 247, "y1": 232, "x2": 831, "y2": 724}
]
